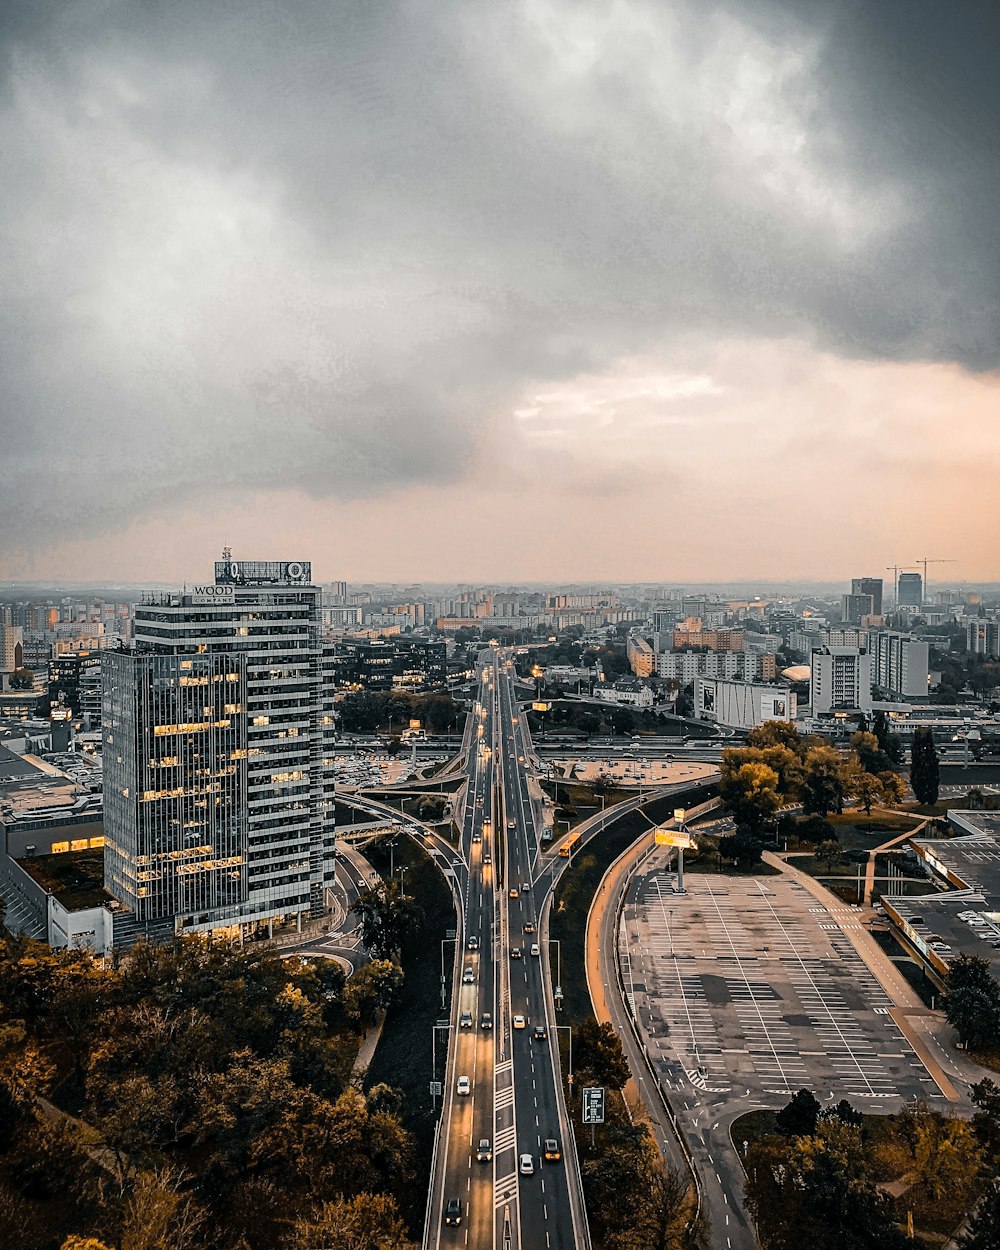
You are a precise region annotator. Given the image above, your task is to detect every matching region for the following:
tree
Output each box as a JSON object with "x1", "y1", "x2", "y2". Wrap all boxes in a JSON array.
[
  {"x1": 746, "y1": 1118, "x2": 908, "y2": 1250},
  {"x1": 910, "y1": 726, "x2": 941, "y2": 805},
  {"x1": 286, "y1": 1193, "x2": 413, "y2": 1250},
  {"x1": 944, "y1": 955, "x2": 1000, "y2": 1052},
  {"x1": 8, "y1": 668, "x2": 34, "y2": 691},
  {"x1": 970, "y1": 1077, "x2": 1000, "y2": 1171},
  {"x1": 879, "y1": 770, "x2": 906, "y2": 806},
  {"x1": 120, "y1": 1167, "x2": 206, "y2": 1250},
  {"x1": 718, "y1": 832, "x2": 762, "y2": 871},
  {"x1": 350, "y1": 880, "x2": 424, "y2": 960},
  {"x1": 776, "y1": 1088, "x2": 821, "y2": 1137},
  {"x1": 873, "y1": 711, "x2": 904, "y2": 765},
  {"x1": 747, "y1": 722, "x2": 806, "y2": 756},
  {"x1": 574, "y1": 1019, "x2": 630, "y2": 1091},
  {"x1": 825, "y1": 1099, "x2": 862, "y2": 1128},
  {"x1": 843, "y1": 760, "x2": 884, "y2": 817},
  {"x1": 720, "y1": 761, "x2": 780, "y2": 837},
  {"x1": 343, "y1": 960, "x2": 404, "y2": 1029},
  {"x1": 959, "y1": 1178, "x2": 1000, "y2": 1250},
  {"x1": 803, "y1": 745, "x2": 847, "y2": 817},
  {"x1": 815, "y1": 840, "x2": 846, "y2": 873}
]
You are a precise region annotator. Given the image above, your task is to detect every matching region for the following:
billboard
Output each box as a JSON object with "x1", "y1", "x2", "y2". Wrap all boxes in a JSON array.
[
  {"x1": 214, "y1": 560, "x2": 312, "y2": 585},
  {"x1": 532, "y1": 701, "x2": 552, "y2": 713},
  {"x1": 655, "y1": 829, "x2": 695, "y2": 849}
]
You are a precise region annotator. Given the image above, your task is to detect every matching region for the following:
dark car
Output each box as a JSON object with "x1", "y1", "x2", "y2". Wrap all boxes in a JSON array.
[
  {"x1": 481, "y1": 1012, "x2": 493, "y2": 1030},
  {"x1": 476, "y1": 1138, "x2": 492, "y2": 1162},
  {"x1": 544, "y1": 1138, "x2": 561, "y2": 1162},
  {"x1": 523, "y1": 921, "x2": 536, "y2": 934},
  {"x1": 510, "y1": 947, "x2": 522, "y2": 960},
  {"x1": 533, "y1": 1024, "x2": 547, "y2": 1041},
  {"x1": 445, "y1": 1198, "x2": 462, "y2": 1226}
]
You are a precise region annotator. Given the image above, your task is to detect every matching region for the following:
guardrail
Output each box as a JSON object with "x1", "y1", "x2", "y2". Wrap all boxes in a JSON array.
[{"x1": 581, "y1": 789, "x2": 719, "y2": 1237}]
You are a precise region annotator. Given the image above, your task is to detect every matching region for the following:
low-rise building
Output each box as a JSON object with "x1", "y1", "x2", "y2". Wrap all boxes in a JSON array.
[
  {"x1": 882, "y1": 810, "x2": 1000, "y2": 985},
  {"x1": 626, "y1": 634, "x2": 655, "y2": 678},
  {"x1": 694, "y1": 677, "x2": 796, "y2": 730},
  {"x1": 591, "y1": 680, "x2": 655, "y2": 709}
]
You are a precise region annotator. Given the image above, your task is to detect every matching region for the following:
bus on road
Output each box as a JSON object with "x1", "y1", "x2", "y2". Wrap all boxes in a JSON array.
[{"x1": 559, "y1": 830, "x2": 582, "y2": 858}]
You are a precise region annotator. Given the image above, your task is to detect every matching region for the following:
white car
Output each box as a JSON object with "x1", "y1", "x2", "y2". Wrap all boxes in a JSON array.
[
  {"x1": 519, "y1": 1153, "x2": 535, "y2": 1175},
  {"x1": 457, "y1": 1076, "x2": 471, "y2": 1096},
  {"x1": 513, "y1": 1014, "x2": 526, "y2": 1030},
  {"x1": 463, "y1": 967, "x2": 475, "y2": 984},
  {"x1": 530, "y1": 943, "x2": 540, "y2": 957}
]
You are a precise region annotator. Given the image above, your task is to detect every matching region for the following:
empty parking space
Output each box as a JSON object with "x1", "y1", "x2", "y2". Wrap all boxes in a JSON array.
[{"x1": 621, "y1": 867, "x2": 935, "y2": 1105}]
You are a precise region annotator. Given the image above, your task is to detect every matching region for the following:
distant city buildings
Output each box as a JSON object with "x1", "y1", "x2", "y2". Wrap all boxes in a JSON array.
[
  {"x1": 851, "y1": 577, "x2": 883, "y2": 616},
  {"x1": 872, "y1": 632, "x2": 930, "y2": 699},
  {"x1": 967, "y1": 619, "x2": 1000, "y2": 658},
  {"x1": 897, "y1": 572, "x2": 923, "y2": 608},
  {"x1": 626, "y1": 634, "x2": 655, "y2": 677}
]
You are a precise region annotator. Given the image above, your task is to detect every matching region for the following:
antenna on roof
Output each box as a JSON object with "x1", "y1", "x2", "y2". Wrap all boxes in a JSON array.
[{"x1": 222, "y1": 545, "x2": 232, "y2": 562}]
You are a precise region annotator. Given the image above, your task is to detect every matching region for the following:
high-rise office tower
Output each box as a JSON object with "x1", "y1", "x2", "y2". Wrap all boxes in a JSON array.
[
  {"x1": 102, "y1": 651, "x2": 249, "y2": 929},
  {"x1": 102, "y1": 558, "x2": 334, "y2": 941},
  {"x1": 897, "y1": 573, "x2": 923, "y2": 608},
  {"x1": 851, "y1": 578, "x2": 883, "y2": 617}
]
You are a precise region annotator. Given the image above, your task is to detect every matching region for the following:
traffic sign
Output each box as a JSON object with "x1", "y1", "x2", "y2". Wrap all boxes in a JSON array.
[
  {"x1": 582, "y1": 1086, "x2": 605, "y2": 1124},
  {"x1": 429, "y1": 1081, "x2": 442, "y2": 1096}
]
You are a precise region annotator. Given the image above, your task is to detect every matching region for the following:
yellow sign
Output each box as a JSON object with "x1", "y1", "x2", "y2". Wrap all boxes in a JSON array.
[
  {"x1": 409, "y1": 719, "x2": 422, "y2": 729},
  {"x1": 655, "y1": 828, "x2": 695, "y2": 849},
  {"x1": 532, "y1": 701, "x2": 552, "y2": 713}
]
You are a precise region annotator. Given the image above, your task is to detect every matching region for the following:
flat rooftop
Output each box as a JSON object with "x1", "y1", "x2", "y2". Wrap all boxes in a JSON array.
[
  {"x1": 882, "y1": 812, "x2": 1000, "y2": 979},
  {"x1": 17, "y1": 848, "x2": 110, "y2": 910}
]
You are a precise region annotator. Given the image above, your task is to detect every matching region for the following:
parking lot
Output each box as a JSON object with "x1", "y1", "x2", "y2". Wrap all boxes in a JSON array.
[
  {"x1": 551, "y1": 757, "x2": 716, "y2": 788},
  {"x1": 620, "y1": 866, "x2": 937, "y2": 1106}
]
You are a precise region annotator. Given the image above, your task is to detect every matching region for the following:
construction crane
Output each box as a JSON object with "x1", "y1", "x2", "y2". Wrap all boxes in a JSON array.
[
  {"x1": 886, "y1": 565, "x2": 917, "y2": 608},
  {"x1": 914, "y1": 557, "x2": 955, "y2": 604}
]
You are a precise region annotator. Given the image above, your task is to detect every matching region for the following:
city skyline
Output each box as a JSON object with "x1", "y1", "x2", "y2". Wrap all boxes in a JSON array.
[{"x1": 2, "y1": 2, "x2": 999, "y2": 582}]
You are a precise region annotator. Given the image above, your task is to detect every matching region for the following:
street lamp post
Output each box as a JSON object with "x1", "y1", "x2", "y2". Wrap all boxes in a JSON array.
[
  {"x1": 397, "y1": 865, "x2": 409, "y2": 900},
  {"x1": 549, "y1": 938, "x2": 563, "y2": 1010},
  {"x1": 555, "y1": 1023, "x2": 574, "y2": 1100},
  {"x1": 431, "y1": 1021, "x2": 452, "y2": 1113},
  {"x1": 440, "y1": 937, "x2": 457, "y2": 1011}
]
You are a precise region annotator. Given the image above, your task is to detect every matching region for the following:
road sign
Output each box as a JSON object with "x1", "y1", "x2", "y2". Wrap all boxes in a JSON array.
[
  {"x1": 445, "y1": 929, "x2": 456, "y2": 939},
  {"x1": 429, "y1": 1081, "x2": 442, "y2": 1096},
  {"x1": 654, "y1": 828, "x2": 695, "y2": 849},
  {"x1": 582, "y1": 1086, "x2": 605, "y2": 1125}
]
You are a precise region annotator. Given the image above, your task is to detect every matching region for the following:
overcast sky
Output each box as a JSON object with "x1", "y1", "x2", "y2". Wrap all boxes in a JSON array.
[{"x1": 2, "y1": 0, "x2": 998, "y2": 586}]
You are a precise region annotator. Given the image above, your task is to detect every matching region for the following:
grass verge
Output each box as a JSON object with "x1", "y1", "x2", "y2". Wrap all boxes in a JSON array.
[
  {"x1": 548, "y1": 784, "x2": 716, "y2": 1027},
  {"x1": 362, "y1": 833, "x2": 456, "y2": 1236}
]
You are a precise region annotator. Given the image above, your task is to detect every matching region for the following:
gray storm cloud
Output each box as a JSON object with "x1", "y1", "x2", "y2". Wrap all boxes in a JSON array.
[{"x1": 1, "y1": 0, "x2": 997, "y2": 547}]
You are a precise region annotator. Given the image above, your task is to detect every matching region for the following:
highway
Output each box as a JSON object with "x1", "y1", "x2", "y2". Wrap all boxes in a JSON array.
[
  {"x1": 429, "y1": 658, "x2": 499, "y2": 1248},
  {"x1": 494, "y1": 655, "x2": 586, "y2": 1250},
  {"x1": 428, "y1": 651, "x2": 589, "y2": 1249}
]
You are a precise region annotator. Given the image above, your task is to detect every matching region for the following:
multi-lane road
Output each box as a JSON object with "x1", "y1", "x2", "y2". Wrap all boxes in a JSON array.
[{"x1": 427, "y1": 651, "x2": 588, "y2": 1249}]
